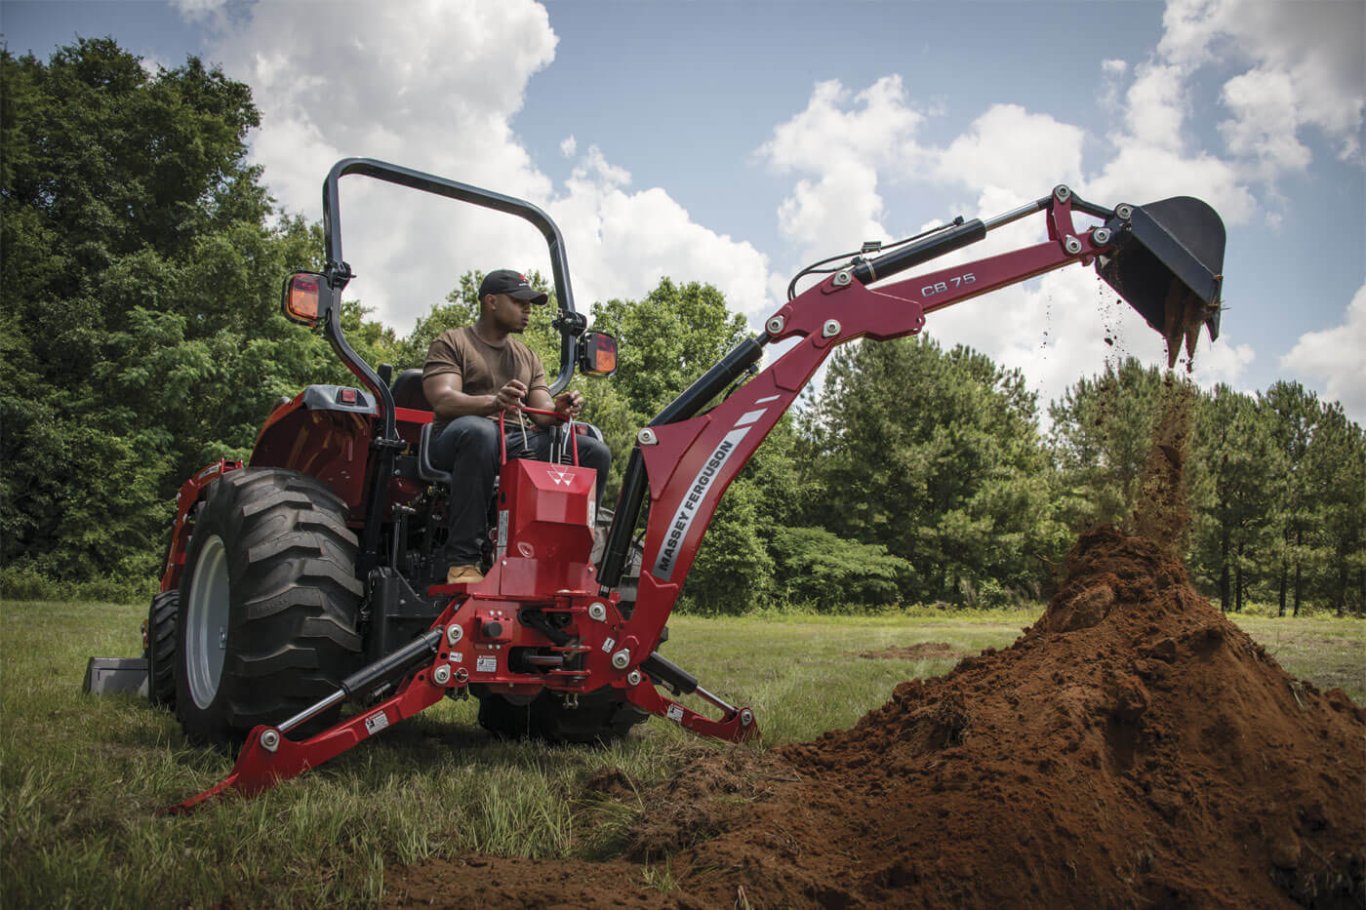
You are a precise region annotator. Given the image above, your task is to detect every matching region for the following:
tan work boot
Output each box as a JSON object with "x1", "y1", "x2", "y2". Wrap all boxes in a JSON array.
[{"x1": 446, "y1": 564, "x2": 484, "y2": 585}]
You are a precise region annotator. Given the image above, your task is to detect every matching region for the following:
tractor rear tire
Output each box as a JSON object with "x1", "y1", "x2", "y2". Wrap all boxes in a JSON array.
[
  {"x1": 174, "y1": 468, "x2": 363, "y2": 750},
  {"x1": 477, "y1": 687, "x2": 649, "y2": 745},
  {"x1": 145, "y1": 591, "x2": 179, "y2": 709}
]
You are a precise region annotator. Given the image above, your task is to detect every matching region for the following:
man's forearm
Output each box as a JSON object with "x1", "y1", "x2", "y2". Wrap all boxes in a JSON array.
[{"x1": 431, "y1": 390, "x2": 499, "y2": 420}]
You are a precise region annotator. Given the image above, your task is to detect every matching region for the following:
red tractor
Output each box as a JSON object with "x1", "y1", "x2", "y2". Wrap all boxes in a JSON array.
[{"x1": 144, "y1": 159, "x2": 1224, "y2": 812}]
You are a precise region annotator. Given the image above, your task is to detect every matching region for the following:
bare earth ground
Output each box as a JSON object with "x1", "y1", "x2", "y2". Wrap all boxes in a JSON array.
[
  {"x1": 387, "y1": 528, "x2": 1366, "y2": 909},
  {"x1": 387, "y1": 367, "x2": 1364, "y2": 909}
]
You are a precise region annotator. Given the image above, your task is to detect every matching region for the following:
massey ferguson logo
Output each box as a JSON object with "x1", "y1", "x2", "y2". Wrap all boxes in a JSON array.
[
  {"x1": 651, "y1": 399, "x2": 779, "y2": 581},
  {"x1": 651, "y1": 428, "x2": 747, "y2": 580},
  {"x1": 546, "y1": 467, "x2": 575, "y2": 486}
]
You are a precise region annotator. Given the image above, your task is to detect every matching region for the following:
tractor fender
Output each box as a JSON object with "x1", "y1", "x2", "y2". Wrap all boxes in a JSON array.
[
  {"x1": 158, "y1": 458, "x2": 243, "y2": 593},
  {"x1": 248, "y1": 385, "x2": 380, "y2": 522}
]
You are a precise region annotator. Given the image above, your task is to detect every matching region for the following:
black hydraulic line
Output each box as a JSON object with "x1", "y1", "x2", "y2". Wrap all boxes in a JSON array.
[
  {"x1": 850, "y1": 218, "x2": 987, "y2": 285},
  {"x1": 651, "y1": 337, "x2": 765, "y2": 427},
  {"x1": 339, "y1": 628, "x2": 443, "y2": 699},
  {"x1": 598, "y1": 449, "x2": 649, "y2": 591},
  {"x1": 597, "y1": 337, "x2": 765, "y2": 590},
  {"x1": 277, "y1": 628, "x2": 443, "y2": 734},
  {"x1": 641, "y1": 651, "x2": 698, "y2": 696}
]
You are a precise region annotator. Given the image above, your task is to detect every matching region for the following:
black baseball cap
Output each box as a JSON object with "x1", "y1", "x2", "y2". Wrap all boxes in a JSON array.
[{"x1": 479, "y1": 269, "x2": 548, "y2": 305}]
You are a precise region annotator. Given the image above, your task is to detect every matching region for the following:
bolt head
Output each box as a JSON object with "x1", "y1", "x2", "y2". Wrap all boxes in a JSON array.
[
  {"x1": 446, "y1": 624, "x2": 463, "y2": 645},
  {"x1": 739, "y1": 709, "x2": 754, "y2": 727},
  {"x1": 626, "y1": 670, "x2": 642, "y2": 686},
  {"x1": 260, "y1": 729, "x2": 280, "y2": 752},
  {"x1": 433, "y1": 664, "x2": 452, "y2": 685},
  {"x1": 822, "y1": 319, "x2": 841, "y2": 338},
  {"x1": 588, "y1": 602, "x2": 608, "y2": 622},
  {"x1": 637, "y1": 428, "x2": 657, "y2": 446},
  {"x1": 1092, "y1": 227, "x2": 1111, "y2": 245},
  {"x1": 765, "y1": 315, "x2": 785, "y2": 334},
  {"x1": 611, "y1": 649, "x2": 631, "y2": 670}
]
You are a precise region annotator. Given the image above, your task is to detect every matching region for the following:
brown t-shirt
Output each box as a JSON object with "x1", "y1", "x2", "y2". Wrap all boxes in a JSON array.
[{"x1": 424, "y1": 326, "x2": 549, "y2": 430}]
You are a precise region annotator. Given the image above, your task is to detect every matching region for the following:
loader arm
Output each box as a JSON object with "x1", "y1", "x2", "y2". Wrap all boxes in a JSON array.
[{"x1": 602, "y1": 185, "x2": 1224, "y2": 661}]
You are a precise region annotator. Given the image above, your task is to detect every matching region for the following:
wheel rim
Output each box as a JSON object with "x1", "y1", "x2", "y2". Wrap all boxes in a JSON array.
[{"x1": 185, "y1": 535, "x2": 230, "y2": 710}]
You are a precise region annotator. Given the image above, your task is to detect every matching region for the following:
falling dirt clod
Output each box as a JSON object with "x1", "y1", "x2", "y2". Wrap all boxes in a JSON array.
[{"x1": 1130, "y1": 374, "x2": 1197, "y2": 558}]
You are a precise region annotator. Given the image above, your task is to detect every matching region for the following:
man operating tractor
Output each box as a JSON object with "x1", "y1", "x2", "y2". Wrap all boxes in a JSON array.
[{"x1": 422, "y1": 269, "x2": 612, "y2": 585}]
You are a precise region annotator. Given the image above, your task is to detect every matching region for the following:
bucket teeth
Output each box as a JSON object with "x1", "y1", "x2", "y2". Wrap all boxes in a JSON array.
[{"x1": 1161, "y1": 283, "x2": 1221, "y2": 369}]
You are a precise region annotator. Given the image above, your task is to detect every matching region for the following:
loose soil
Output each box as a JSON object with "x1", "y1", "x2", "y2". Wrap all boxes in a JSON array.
[
  {"x1": 388, "y1": 527, "x2": 1365, "y2": 909},
  {"x1": 858, "y1": 642, "x2": 965, "y2": 661},
  {"x1": 387, "y1": 384, "x2": 1364, "y2": 909}
]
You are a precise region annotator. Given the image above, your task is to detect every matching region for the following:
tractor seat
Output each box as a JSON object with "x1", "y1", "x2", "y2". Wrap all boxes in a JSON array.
[
  {"x1": 417, "y1": 422, "x2": 453, "y2": 487},
  {"x1": 391, "y1": 368, "x2": 431, "y2": 411}
]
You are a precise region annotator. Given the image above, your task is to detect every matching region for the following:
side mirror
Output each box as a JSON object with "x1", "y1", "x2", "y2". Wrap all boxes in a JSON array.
[
  {"x1": 577, "y1": 331, "x2": 617, "y2": 377},
  {"x1": 281, "y1": 271, "x2": 325, "y2": 327}
]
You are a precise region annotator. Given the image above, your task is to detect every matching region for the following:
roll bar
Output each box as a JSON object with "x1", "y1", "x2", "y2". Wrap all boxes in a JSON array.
[
  {"x1": 316, "y1": 158, "x2": 584, "y2": 573},
  {"x1": 320, "y1": 157, "x2": 583, "y2": 402}
]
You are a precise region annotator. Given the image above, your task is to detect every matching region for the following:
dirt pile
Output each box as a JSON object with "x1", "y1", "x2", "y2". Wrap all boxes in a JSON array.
[{"x1": 388, "y1": 527, "x2": 1364, "y2": 909}]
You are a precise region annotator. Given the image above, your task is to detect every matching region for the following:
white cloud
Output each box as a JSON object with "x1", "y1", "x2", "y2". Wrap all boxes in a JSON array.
[
  {"x1": 933, "y1": 104, "x2": 1085, "y2": 200},
  {"x1": 758, "y1": 76, "x2": 926, "y2": 258},
  {"x1": 201, "y1": 0, "x2": 773, "y2": 337},
  {"x1": 1084, "y1": 57, "x2": 1256, "y2": 224},
  {"x1": 550, "y1": 148, "x2": 771, "y2": 315},
  {"x1": 559, "y1": 135, "x2": 577, "y2": 158},
  {"x1": 1219, "y1": 68, "x2": 1312, "y2": 179},
  {"x1": 1161, "y1": 0, "x2": 1364, "y2": 163},
  {"x1": 1281, "y1": 286, "x2": 1366, "y2": 424}
]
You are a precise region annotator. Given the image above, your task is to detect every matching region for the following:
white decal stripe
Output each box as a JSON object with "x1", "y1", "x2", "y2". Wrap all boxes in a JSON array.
[
  {"x1": 755, "y1": 395, "x2": 780, "y2": 404},
  {"x1": 651, "y1": 426, "x2": 752, "y2": 581},
  {"x1": 734, "y1": 408, "x2": 767, "y2": 427}
]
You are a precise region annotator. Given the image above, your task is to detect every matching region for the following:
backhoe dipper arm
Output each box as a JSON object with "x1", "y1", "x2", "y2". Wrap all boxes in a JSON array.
[{"x1": 606, "y1": 187, "x2": 1139, "y2": 661}]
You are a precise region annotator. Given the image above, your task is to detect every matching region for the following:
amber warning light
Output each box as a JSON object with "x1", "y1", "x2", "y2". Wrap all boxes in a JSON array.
[
  {"x1": 578, "y1": 331, "x2": 617, "y2": 376},
  {"x1": 282, "y1": 272, "x2": 324, "y2": 327}
]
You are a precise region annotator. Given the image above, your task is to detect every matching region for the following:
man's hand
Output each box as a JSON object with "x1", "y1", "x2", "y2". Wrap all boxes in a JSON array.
[
  {"x1": 493, "y1": 379, "x2": 528, "y2": 413},
  {"x1": 554, "y1": 390, "x2": 584, "y2": 420}
]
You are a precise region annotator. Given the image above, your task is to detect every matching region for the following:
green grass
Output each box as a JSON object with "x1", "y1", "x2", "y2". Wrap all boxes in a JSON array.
[
  {"x1": 1, "y1": 600, "x2": 1361, "y2": 908},
  {"x1": 1231, "y1": 613, "x2": 1366, "y2": 701}
]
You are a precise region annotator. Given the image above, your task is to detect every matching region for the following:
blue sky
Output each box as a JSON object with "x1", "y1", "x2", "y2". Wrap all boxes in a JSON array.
[{"x1": 4, "y1": 0, "x2": 1363, "y2": 420}]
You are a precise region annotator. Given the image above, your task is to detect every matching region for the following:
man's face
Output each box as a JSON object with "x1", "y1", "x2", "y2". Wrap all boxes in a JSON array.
[{"x1": 487, "y1": 293, "x2": 533, "y2": 333}]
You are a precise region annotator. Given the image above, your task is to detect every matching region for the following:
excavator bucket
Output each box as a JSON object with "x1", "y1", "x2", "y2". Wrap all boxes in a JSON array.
[{"x1": 1096, "y1": 196, "x2": 1225, "y2": 367}]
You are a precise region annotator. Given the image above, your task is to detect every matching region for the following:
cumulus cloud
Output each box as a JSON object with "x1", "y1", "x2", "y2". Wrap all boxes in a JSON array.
[
  {"x1": 201, "y1": 0, "x2": 772, "y2": 332},
  {"x1": 933, "y1": 104, "x2": 1085, "y2": 201},
  {"x1": 1281, "y1": 286, "x2": 1366, "y2": 424},
  {"x1": 550, "y1": 148, "x2": 771, "y2": 315},
  {"x1": 1161, "y1": 0, "x2": 1364, "y2": 163},
  {"x1": 757, "y1": 76, "x2": 926, "y2": 257}
]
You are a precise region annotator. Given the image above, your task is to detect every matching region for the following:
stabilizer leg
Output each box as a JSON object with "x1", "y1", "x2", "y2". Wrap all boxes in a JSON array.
[
  {"x1": 622, "y1": 651, "x2": 760, "y2": 743},
  {"x1": 165, "y1": 628, "x2": 448, "y2": 814}
]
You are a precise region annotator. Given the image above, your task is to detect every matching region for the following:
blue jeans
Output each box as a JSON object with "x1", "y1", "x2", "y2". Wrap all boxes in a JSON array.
[{"x1": 429, "y1": 416, "x2": 612, "y2": 566}]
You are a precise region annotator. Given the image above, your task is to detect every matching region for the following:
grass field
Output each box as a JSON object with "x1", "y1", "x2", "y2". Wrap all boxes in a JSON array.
[{"x1": 1, "y1": 599, "x2": 1361, "y2": 908}]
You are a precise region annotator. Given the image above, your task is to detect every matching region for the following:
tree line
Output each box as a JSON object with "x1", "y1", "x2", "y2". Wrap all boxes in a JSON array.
[{"x1": 3, "y1": 40, "x2": 1362, "y2": 615}]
